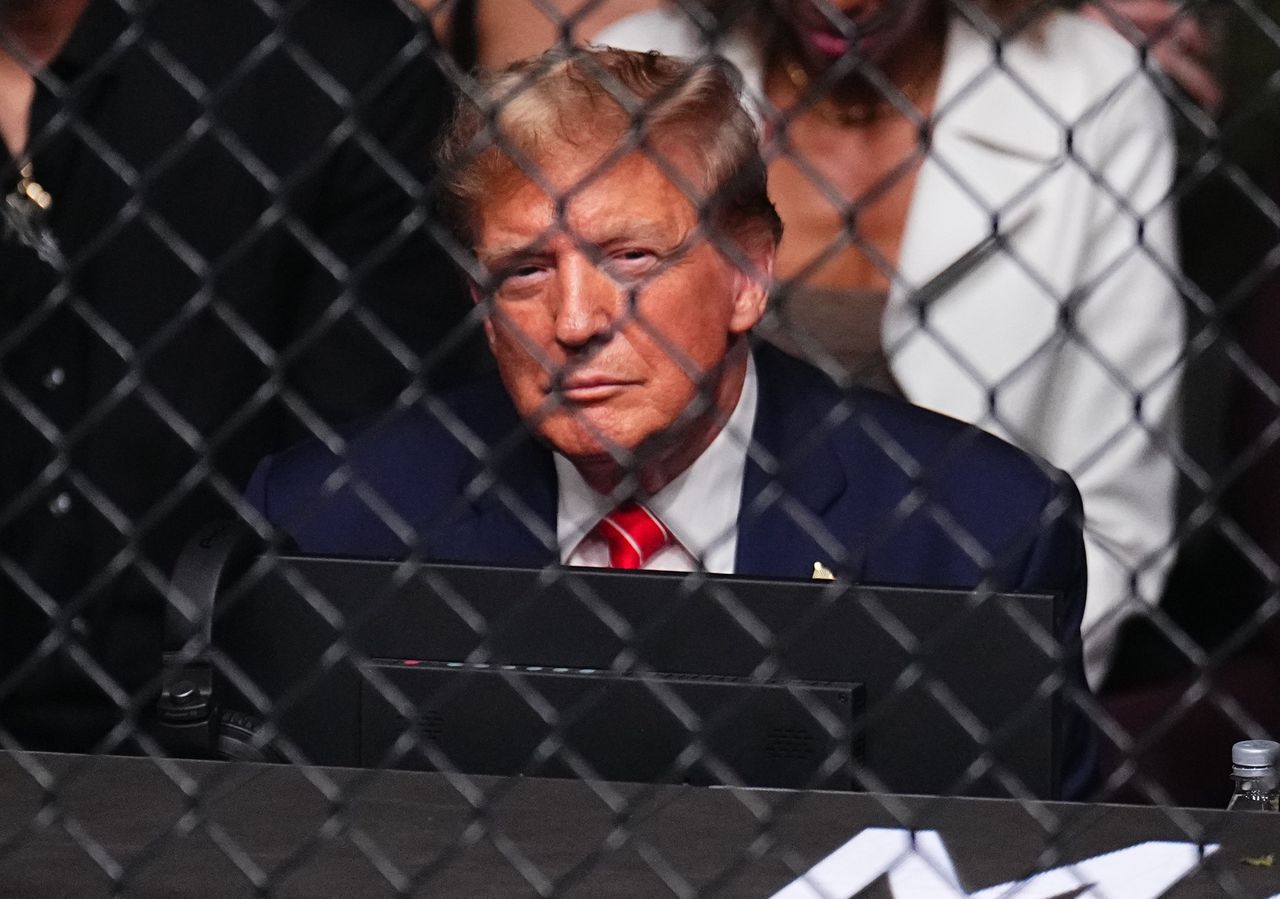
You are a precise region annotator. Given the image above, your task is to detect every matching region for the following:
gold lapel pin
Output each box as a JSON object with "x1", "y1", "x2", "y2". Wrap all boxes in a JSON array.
[{"x1": 811, "y1": 562, "x2": 835, "y2": 581}]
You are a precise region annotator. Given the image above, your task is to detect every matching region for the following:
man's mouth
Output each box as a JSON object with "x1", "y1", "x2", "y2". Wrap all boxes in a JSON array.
[{"x1": 552, "y1": 373, "x2": 636, "y2": 403}]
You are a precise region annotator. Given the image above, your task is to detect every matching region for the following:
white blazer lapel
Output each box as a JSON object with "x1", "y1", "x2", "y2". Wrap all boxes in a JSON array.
[
  {"x1": 887, "y1": 13, "x2": 1097, "y2": 429},
  {"x1": 895, "y1": 14, "x2": 1060, "y2": 300}
]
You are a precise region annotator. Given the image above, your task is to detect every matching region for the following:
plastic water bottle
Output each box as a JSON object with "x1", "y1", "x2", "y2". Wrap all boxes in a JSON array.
[{"x1": 1227, "y1": 740, "x2": 1280, "y2": 811}]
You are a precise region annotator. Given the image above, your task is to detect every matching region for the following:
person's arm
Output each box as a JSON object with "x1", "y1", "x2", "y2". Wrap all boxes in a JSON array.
[
  {"x1": 277, "y1": 4, "x2": 480, "y2": 433},
  {"x1": 1012, "y1": 471, "x2": 1098, "y2": 800},
  {"x1": 1060, "y1": 66, "x2": 1185, "y2": 689}
]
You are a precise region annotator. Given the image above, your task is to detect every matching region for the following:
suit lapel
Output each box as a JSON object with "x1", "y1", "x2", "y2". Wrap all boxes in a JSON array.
[
  {"x1": 424, "y1": 399, "x2": 560, "y2": 568},
  {"x1": 735, "y1": 346, "x2": 867, "y2": 581}
]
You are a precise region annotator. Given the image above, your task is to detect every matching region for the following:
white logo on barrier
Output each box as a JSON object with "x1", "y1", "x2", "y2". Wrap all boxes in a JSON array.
[{"x1": 770, "y1": 827, "x2": 1219, "y2": 899}]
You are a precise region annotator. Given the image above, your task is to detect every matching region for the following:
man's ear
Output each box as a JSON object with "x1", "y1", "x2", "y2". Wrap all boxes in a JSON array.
[
  {"x1": 470, "y1": 281, "x2": 498, "y2": 348},
  {"x1": 728, "y1": 241, "x2": 774, "y2": 335}
]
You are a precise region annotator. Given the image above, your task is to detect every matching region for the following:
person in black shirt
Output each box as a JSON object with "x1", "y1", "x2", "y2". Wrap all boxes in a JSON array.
[{"x1": 0, "y1": 0, "x2": 480, "y2": 751}]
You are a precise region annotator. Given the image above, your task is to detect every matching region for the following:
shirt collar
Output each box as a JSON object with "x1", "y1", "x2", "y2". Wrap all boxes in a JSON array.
[{"x1": 555, "y1": 352, "x2": 758, "y2": 568}]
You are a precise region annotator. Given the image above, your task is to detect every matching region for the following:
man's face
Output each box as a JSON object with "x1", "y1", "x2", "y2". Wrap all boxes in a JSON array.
[{"x1": 472, "y1": 148, "x2": 770, "y2": 484}]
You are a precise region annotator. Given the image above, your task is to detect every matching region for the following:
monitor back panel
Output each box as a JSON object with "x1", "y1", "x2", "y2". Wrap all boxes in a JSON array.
[
  {"x1": 215, "y1": 558, "x2": 1060, "y2": 797},
  {"x1": 360, "y1": 661, "x2": 863, "y2": 790}
]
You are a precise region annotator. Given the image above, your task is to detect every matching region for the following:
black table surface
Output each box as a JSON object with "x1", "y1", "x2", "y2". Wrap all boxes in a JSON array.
[{"x1": 1, "y1": 752, "x2": 1278, "y2": 898}]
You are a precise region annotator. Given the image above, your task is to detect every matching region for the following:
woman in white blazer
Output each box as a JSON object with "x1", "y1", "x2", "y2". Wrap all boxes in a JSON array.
[{"x1": 597, "y1": 0, "x2": 1185, "y2": 689}]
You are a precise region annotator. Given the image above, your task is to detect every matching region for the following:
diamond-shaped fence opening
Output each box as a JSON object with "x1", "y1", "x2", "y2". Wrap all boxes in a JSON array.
[{"x1": 3, "y1": 0, "x2": 1280, "y2": 895}]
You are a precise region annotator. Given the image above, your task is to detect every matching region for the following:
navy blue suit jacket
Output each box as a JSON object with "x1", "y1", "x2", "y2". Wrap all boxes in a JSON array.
[{"x1": 247, "y1": 343, "x2": 1094, "y2": 796}]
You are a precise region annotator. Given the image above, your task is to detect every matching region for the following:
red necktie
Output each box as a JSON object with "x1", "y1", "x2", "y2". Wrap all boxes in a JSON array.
[{"x1": 593, "y1": 502, "x2": 673, "y2": 569}]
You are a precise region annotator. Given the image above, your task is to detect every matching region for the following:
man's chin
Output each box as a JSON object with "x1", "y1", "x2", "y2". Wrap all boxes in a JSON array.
[
  {"x1": 540, "y1": 430, "x2": 641, "y2": 471},
  {"x1": 536, "y1": 419, "x2": 677, "y2": 483}
]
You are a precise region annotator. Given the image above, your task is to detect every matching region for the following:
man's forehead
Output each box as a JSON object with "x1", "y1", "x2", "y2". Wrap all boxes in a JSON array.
[{"x1": 475, "y1": 150, "x2": 701, "y2": 251}]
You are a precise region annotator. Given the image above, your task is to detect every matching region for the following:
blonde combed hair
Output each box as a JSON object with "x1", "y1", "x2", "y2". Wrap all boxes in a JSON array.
[{"x1": 436, "y1": 45, "x2": 782, "y2": 255}]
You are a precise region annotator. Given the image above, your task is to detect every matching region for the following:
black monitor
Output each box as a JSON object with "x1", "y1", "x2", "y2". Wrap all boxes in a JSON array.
[{"x1": 194, "y1": 551, "x2": 1066, "y2": 799}]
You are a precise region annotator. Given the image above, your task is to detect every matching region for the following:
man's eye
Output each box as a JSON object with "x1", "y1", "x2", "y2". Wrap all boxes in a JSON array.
[
  {"x1": 607, "y1": 249, "x2": 658, "y2": 278},
  {"x1": 498, "y1": 264, "x2": 547, "y2": 289}
]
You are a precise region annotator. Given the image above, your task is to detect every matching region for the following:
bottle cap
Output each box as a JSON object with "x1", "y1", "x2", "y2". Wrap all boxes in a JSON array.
[{"x1": 1232, "y1": 740, "x2": 1280, "y2": 768}]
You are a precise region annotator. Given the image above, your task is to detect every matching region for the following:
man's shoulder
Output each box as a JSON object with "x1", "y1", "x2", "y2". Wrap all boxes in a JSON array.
[
  {"x1": 852, "y1": 386, "x2": 1053, "y2": 485},
  {"x1": 245, "y1": 371, "x2": 534, "y2": 555},
  {"x1": 752, "y1": 345, "x2": 1072, "y2": 552},
  {"x1": 250, "y1": 373, "x2": 521, "y2": 512},
  {"x1": 749, "y1": 345, "x2": 1082, "y2": 597},
  {"x1": 755, "y1": 344, "x2": 1053, "y2": 481}
]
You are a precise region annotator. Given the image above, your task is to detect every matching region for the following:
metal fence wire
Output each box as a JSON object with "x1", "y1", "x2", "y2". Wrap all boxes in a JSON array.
[{"x1": 2, "y1": 0, "x2": 1280, "y2": 894}]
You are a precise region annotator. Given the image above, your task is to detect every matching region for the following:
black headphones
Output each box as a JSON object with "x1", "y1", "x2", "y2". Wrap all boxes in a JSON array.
[{"x1": 153, "y1": 519, "x2": 283, "y2": 763}]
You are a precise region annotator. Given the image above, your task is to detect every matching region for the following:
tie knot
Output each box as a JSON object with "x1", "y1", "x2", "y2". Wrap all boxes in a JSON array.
[{"x1": 594, "y1": 502, "x2": 672, "y2": 569}]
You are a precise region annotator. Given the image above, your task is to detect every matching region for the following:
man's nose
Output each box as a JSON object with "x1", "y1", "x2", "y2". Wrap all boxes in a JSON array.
[{"x1": 554, "y1": 250, "x2": 623, "y2": 348}]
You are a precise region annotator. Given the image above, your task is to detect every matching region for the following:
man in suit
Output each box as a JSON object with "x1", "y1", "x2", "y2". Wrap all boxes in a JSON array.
[{"x1": 248, "y1": 46, "x2": 1094, "y2": 797}]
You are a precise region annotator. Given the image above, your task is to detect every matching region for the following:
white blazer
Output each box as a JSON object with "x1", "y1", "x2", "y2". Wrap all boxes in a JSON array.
[{"x1": 597, "y1": 9, "x2": 1185, "y2": 688}]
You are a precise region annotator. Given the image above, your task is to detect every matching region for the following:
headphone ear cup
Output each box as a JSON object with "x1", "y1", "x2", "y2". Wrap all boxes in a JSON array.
[{"x1": 215, "y1": 709, "x2": 282, "y2": 763}]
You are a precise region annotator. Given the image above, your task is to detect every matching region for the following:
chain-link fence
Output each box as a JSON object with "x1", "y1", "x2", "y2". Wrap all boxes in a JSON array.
[{"x1": 3, "y1": 0, "x2": 1280, "y2": 895}]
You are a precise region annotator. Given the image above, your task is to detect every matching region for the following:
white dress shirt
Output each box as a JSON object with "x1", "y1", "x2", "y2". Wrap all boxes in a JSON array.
[{"x1": 556, "y1": 355, "x2": 758, "y2": 573}]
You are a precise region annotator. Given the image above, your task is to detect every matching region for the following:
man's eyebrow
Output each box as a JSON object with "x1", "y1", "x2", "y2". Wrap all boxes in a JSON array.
[
  {"x1": 583, "y1": 220, "x2": 689, "y2": 250},
  {"x1": 477, "y1": 221, "x2": 690, "y2": 265},
  {"x1": 476, "y1": 239, "x2": 549, "y2": 267}
]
